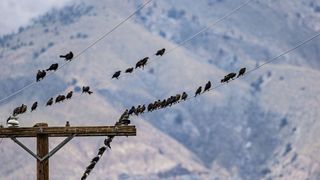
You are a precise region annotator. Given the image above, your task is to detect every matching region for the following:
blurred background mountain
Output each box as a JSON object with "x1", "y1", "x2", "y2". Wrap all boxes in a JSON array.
[{"x1": 0, "y1": 0, "x2": 320, "y2": 179}]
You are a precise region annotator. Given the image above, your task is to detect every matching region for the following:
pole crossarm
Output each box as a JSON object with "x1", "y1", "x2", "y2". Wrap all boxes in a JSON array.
[{"x1": 0, "y1": 125, "x2": 136, "y2": 138}]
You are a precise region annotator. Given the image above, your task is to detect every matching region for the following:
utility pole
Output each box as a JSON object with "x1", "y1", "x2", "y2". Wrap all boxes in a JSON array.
[{"x1": 0, "y1": 123, "x2": 136, "y2": 180}]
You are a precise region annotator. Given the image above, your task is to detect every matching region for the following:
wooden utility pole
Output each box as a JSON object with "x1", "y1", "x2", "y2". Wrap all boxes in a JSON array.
[{"x1": 0, "y1": 123, "x2": 136, "y2": 180}]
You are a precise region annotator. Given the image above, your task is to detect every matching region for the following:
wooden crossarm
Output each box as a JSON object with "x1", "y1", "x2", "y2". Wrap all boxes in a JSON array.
[{"x1": 0, "y1": 125, "x2": 136, "y2": 138}]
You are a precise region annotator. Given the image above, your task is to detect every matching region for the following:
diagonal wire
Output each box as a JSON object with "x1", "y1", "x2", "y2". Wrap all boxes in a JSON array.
[
  {"x1": 132, "y1": 31, "x2": 320, "y2": 114},
  {"x1": 116, "y1": 0, "x2": 254, "y2": 79},
  {"x1": 0, "y1": 0, "x2": 153, "y2": 105}
]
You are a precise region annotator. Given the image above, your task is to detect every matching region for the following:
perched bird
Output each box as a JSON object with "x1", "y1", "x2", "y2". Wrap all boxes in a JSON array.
[
  {"x1": 119, "y1": 109, "x2": 129, "y2": 121},
  {"x1": 125, "y1": 67, "x2": 134, "y2": 73},
  {"x1": 59, "y1": 51, "x2": 73, "y2": 61},
  {"x1": 128, "y1": 106, "x2": 136, "y2": 115},
  {"x1": 46, "y1": 98, "x2": 53, "y2": 106},
  {"x1": 134, "y1": 105, "x2": 141, "y2": 115},
  {"x1": 46, "y1": 63, "x2": 58, "y2": 71},
  {"x1": 237, "y1": 67, "x2": 246, "y2": 78},
  {"x1": 175, "y1": 94, "x2": 181, "y2": 102},
  {"x1": 66, "y1": 91, "x2": 73, "y2": 99},
  {"x1": 195, "y1": 86, "x2": 202, "y2": 97},
  {"x1": 66, "y1": 121, "x2": 70, "y2": 127},
  {"x1": 14, "y1": 104, "x2": 27, "y2": 115},
  {"x1": 36, "y1": 70, "x2": 46, "y2": 82},
  {"x1": 181, "y1": 92, "x2": 188, "y2": 101},
  {"x1": 226, "y1": 72, "x2": 237, "y2": 80},
  {"x1": 112, "y1": 71, "x2": 121, "y2": 79},
  {"x1": 204, "y1": 81, "x2": 211, "y2": 92},
  {"x1": 91, "y1": 156, "x2": 100, "y2": 163},
  {"x1": 82, "y1": 86, "x2": 93, "y2": 94},
  {"x1": 155, "y1": 48, "x2": 165, "y2": 56},
  {"x1": 135, "y1": 57, "x2": 148, "y2": 69},
  {"x1": 98, "y1": 146, "x2": 107, "y2": 155},
  {"x1": 104, "y1": 136, "x2": 114, "y2": 149},
  {"x1": 221, "y1": 76, "x2": 230, "y2": 83},
  {"x1": 31, "y1": 102, "x2": 38, "y2": 112},
  {"x1": 87, "y1": 163, "x2": 96, "y2": 170},
  {"x1": 55, "y1": 95, "x2": 65, "y2": 103},
  {"x1": 140, "y1": 105, "x2": 146, "y2": 113}
]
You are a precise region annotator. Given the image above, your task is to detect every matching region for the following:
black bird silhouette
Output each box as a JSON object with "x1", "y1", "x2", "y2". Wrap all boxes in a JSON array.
[
  {"x1": 204, "y1": 81, "x2": 211, "y2": 92},
  {"x1": 46, "y1": 63, "x2": 58, "y2": 71},
  {"x1": 181, "y1": 92, "x2": 188, "y2": 101},
  {"x1": 221, "y1": 75, "x2": 230, "y2": 83},
  {"x1": 66, "y1": 91, "x2": 73, "y2": 99},
  {"x1": 112, "y1": 71, "x2": 121, "y2": 79},
  {"x1": 82, "y1": 86, "x2": 93, "y2": 94},
  {"x1": 195, "y1": 86, "x2": 202, "y2": 97},
  {"x1": 237, "y1": 68, "x2": 246, "y2": 78},
  {"x1": 55, "y1": 95, "x2": 65, "y2": 103},
  {"x1": 46, "y1": 98, "x2": 53, "y2": 106},
  {"x1": 135, "y1": 57, "x2": 149, "y2": 69},
  {"x1": 155, "y1": 48, "x2": 165, "y2": 56},
  {"x1": 125, "y1": 67, "x2": 134, "y2": 73},
  {"x1": 91, "y1": 156, "x2": 100, "y2": 163},
  {"x1": 36, "y1": 70, "x2": 46, "y2": 82},
  {"x1": 31, "y1": 102, "x2": 38, "y2": 112},
  {"x1": 104, "y1": 136, "x2": 114, "y2": 149},
  {"x1": 87, "y1": 162, "x2": 96, "y2": 170},
  {"x1": 13, "y1": 104, "x2": 27, "y2": 116},
  {"x1": 226, "y1": 72, "x2": 237, "y2": 80},
  {"x1": 98, "y1": 146, "x2": 107, "y2": 156},
  {"x1": 59, "y1": 51, "x2": 73, "y2": 61},
  {"x1": 128, "y1": 106, "x2": 135, "y2": 115}
]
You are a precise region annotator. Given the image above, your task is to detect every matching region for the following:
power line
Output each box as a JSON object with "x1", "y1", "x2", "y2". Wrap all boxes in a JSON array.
[
  {"x1": 115, "y1": 0, "x2": 254, "y2": 79},
  {"x1": 0, "y1": 0, "x2": 153, "y2": 104},
  {"x1": 131, "y1": 31, "x2": 320, "y2": 114}
]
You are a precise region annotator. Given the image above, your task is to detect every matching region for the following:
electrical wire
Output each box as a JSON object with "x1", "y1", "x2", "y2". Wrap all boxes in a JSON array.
[{"x1": 0, "y1": 0, "x2": 153, "y2": 104}]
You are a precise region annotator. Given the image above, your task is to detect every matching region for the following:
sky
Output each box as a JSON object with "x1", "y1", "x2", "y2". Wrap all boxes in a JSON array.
[{"x1": 0, "y1": 0, "x2": 71, "y2": 35}]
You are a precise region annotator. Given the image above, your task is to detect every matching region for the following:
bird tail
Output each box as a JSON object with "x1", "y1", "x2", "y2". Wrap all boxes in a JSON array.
[
  {"x1": 59, "y1": 55, "x2": 66, "y2": 58},
  {"x1": 88, "y1": 91, "x2": 93, "y2": 95}
]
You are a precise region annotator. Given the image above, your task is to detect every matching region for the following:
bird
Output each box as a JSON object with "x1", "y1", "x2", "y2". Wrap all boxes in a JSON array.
[
  {"x1": 82, "y1": 86, "x2": 93, "y2": 94},
  {"x1": 195, "y1": 86, "x2": 202, "y2": 97},
  {"x1": 98, "y1": 146, "x2": 107, "y2": 155},
  {"x1": 128, "y1": 106, "x2": 135, "y2": 115},
  {"x1": 226, "y1": 72, "x2": 237, "y2": 80},
  {"x1": 91, "y1": 156, "x2": 100, "y2": 163},
  {"x1": 135, "y1": 57, "x2": 148, "y2": 69},
  {"x1": 155, "y1": 48, "x2": 165, "y2": 56},
  {"x1": 237, "y1": 67, "x2": 246, "y2": 78},
  {"x1": 46, "y1": 98, "x2": 53, "y2": 106},
  {"x1": 221, "y1": 75, "x2": 230, "y2": 83},
  {"x1": 181, "y1": 92, "x2": 188, "y2": 101},
  {"x1": 19, "y1": 104, "x2": 27, "y2": 114},
  {"x1": 125, "y1": 67, "x2": 134, "y2": 73},
  {"x1": 55, "y1": 95, "x2": 65, "y2": 103},
  {"x1": 66, "y1": 91, "x2": 73, "y2": 99},
  {"x1": 46, "y1": 63, "x2": 58, "y2": 71},
  {"x1": 59, "y1": 51, "x2": 73, "y2": 61},
  {"x1": 87, "y1": 163, "x2": 96, "y2": 170},
  {"x1": 36, "y1": 70, "x2": 46, "y2": 82},
  {"x1": 204, "y1": 81, "x2": 211, "y2": 92},
  {"x1": 13, "y1": 106, "x2": 21, "y2": 116},
  {"x1": 112, "y1": 71, "x2": 121, "y2": 79},
  {"x1": 65, "y1": 121, "x2": 70, "y2": 127},
  {"x1": 104, "y1": 136, "x2": 114, "y2": 149},
  {"x1": 119, "y1": 109, "x2": 129, "y2": 121},
  {"x1": 31, "y1": 102, "x2": 38, "y2": 112}
]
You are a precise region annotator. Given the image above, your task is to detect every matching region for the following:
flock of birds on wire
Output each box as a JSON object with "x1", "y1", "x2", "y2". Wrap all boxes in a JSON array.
[
  {"x1": 80, "y1": 66, "x2": 247, "y2": 179},
  {"x1": 6, "y1": 51, "x2": 96, "y2": 124},
  {"x1": 3, "y1": 43, "x2": 247, "y2": 179},
  {"x1": 111, "y1": 48, "x2": 166, "y2": 79}
]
